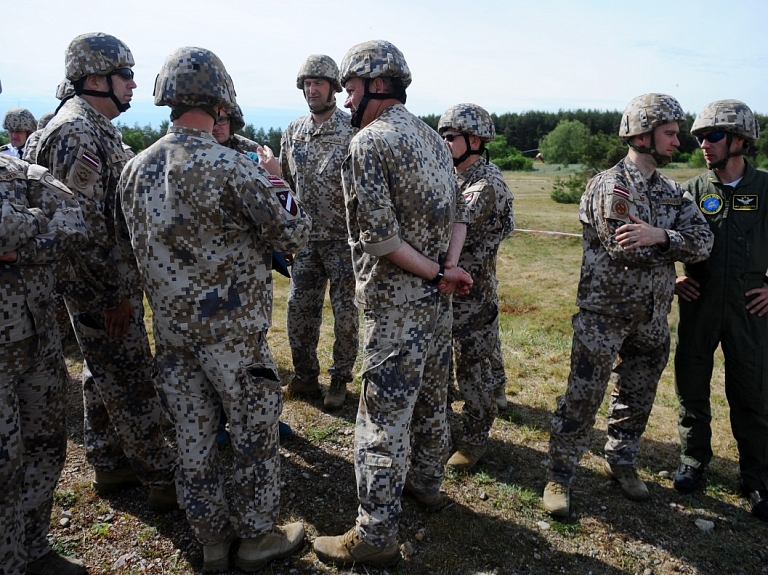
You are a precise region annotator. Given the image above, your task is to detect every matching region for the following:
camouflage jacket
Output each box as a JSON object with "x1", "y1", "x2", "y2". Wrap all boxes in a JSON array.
[
  {"x1": 0, "y1": 155, "x2": 87, "y2": 344},
  {"x1": 118, "y1": 127, "x2": 311, "y2": 345},
  {"x1": 576, "y1": 156, "x2": 713, "y2": 319},
  {"x1": 454, "y1": 159, "x2": 515, "y2": 305},
  {"x1": 280, "y1": 107, "x2": 355, "y2": 241},
  {"x1": 343, "y1": 104, "x2": 468, "y2": 309},
  {"x1": 227, "y1": 134, "x2": 261, "y2": 155},
  {"x1": 36, "y1": 96, "x2": 137, "y2": 311},
  {"x1": 22, "y1": 129, "x2": 43, "y2": 163}
]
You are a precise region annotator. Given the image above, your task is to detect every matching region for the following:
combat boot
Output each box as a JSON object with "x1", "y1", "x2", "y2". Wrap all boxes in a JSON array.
[
  {"x1": 202, "y1": 533, "x2": 236, "y2": 572},
  {"x1": 313, "y1": 527, "x2": 400, "y2": 568},
  {"x1": 148, "y1": 482, "x2": 178, "y2": 512},
  {"x1": 403, "y1": 478, "x2": 448, "y2": 513},
  {"x1": 26, "y1": 550, "x2": 87, "y2": 575},
  {"x1": 324, "y1": 378, "x2": 347, "y2": 410},
  {"x1": 673, "y1": 463, "x2": 704, "y2": 493},
  {"x1": 446, "y1": 443, "x2": 487, "y2": 472},
  {"x1": 235, "y1": 522, "x2": 305, "y2": 572},
  {"x1": 285, "y1": 376, "x2": 320, "y2": 397},
  {"x1": 604, "y1": 461, "x2": 649, "y2": 501},
  {"x1": 495, "y1": 386, "x2": 508, "y2": 411},
  {"x1": 543, "y1": 481, "x2": 570, "y2": 517},
  {"x1": 92, "y1": 465, "x2": 141, "y2": 495}
]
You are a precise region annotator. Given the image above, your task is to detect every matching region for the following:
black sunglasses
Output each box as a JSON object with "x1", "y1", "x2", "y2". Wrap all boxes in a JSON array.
[
  {"x1": 215, "y1": 116, "x2": 231, "y2": 125},
  {"x1": 111, "y1": 68, "x2": 134, "y2": 80},
  {"x1": 442, "y1": 134, "x2": 463, "y2": 142},
  {"x1": 695, "y1": 130, "x2": 726, "y2": 145}
]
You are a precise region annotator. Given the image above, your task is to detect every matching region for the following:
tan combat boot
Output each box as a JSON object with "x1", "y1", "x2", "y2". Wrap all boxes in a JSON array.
[
  {"x1": 323, "y1": 378, "x2": 347, "y2": 410},
  {"x1": 92, "y1": 465, "x2": 141, "y2": 495},
  {"x1": 313, "y1": 527, "x2": 400, "y2": 568},
  {"x1": 446, "y1": 443, "x2": 487, "y2": 472},
  {"x1": 604, "y1": 461, "x2": 650, "y2": 501},
  {"x1": 403, "y1": 478, "x2": 448, "y2": 513},
  {"x1": 284, "y1": 376, "x2": 320, "y2": 397},
  {"x1": 543, "y1": 481, "x2": 571, "y2": 517},
  {"x1": 202, "y1": 533, "x2": 235, "y2": 572},
  {"x1": 235, "y1": 522, "x2": 305, "y2": 572},
  {"x1": 495, "y1": 385, "x2": 508, "y2": 411}
]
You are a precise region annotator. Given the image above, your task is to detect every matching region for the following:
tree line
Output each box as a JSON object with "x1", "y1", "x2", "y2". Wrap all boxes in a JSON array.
[{"x1": 3, "y1": 109, "x2": 766, "y2": 173}]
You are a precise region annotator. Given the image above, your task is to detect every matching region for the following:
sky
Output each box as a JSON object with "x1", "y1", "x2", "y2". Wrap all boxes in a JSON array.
[{"x1": 3, "y1": 0, "x2": 767, "y2": 131}]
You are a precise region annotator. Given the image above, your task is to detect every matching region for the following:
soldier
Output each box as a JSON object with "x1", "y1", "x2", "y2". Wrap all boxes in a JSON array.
[
  {"x1": 118, "y1": 47, "x2": 311, "y2": 572},
  {"x1": 0, "y1": 76, "x2": 90, "y2": 575},
  {"x1": 673, "y1": 100, "x2": 768, "y2": 521},
  {"x1": 438, "y1": 103, "x2": 515, "y2": 471},
  {"x1": 36, "y1": 33, "x2": 177, "y2": 509},
  {"x1": 312, "y1": 40, "x2": 472, "y2": 568},
  {"x1": 22, "y1": 111, "x2": 56, "y2": 164},
  {"x1": 542, "y1": 94, "x2": 714, "y2": 518},
  {"x1": 280, "y1": 54, "x2": 359, "y2": 410},
  {"x1": 2, "y1": 107, "x2": 37, "y2": 158}
]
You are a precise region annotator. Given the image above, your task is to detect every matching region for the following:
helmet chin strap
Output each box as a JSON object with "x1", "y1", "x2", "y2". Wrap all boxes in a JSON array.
[
  {"x1": 306, "y1": 90, "x2": 335, "y2": 115},
  {"x1": 75, "y1": 74, "x2": 130, "y2": 113},
  {"x1": 452, "y1": 135, "x2": 484, "y2": 167},
  {"x1": 706, "y1": 133, "x2": 748, "y2": 170},
  {"x1": 628, "y1": 132, "x2": 671, "y2": 166},
  {"x1": 350, "y1": 78, "x2": 406, "y2": 128}
]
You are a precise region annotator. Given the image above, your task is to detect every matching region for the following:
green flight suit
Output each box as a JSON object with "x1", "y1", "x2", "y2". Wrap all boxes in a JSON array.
[{"x1": 675, "y1": 161, "x2": 768, "y2": 493}]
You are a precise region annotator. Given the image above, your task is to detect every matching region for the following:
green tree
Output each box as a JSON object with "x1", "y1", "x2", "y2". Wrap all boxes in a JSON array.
[
  {"x1": 486, "y1": 135, "x2": 533, "y2": 172},
  {"x1": 539, "y1": 119, "x2": 591, "y2": 165},
  {"x1": 0, "y1": 130, "x2": 7, "y2": 146}
]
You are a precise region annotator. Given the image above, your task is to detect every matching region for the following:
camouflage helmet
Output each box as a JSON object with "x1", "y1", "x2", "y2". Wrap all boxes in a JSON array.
[
  {"x1": 438, "y1": 103, "x2": 496, "y2": 142},
  {"x1": 65, "y1": 33, "x2": 134, "y2": 81},
  {"x1": 37, "y1": 112, "x2": 55, "y2": 130},
  {"x1": 339, "y1": 40, "x2": 412, "y2": 88},
  {"x1": 296, "y1": 54, "x2": 342, "y2": 93},
  {"x1": 3, "y1": 108, "x2": 37, "y2": 132},
  {"x1": 56, "y1": 78, "x2": 76, "y2": 100},
  {"x1": 227, "y1": 104, "x2": 245, "y2": 132},
  {"x1": 691, "y1": 99, "x2": 759, "y2": 143},
  {"x1": 619, "y1": 93, "x2": 685, "y2": 139},
  {"x1": 154, "y1": 47, "x2": 237, "y2": 109}
]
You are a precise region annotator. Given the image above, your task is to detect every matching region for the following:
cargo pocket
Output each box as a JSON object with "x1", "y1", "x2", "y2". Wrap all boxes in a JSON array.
[{"x1": 361, "y1": 452, "x2": 394, "y2": 505}]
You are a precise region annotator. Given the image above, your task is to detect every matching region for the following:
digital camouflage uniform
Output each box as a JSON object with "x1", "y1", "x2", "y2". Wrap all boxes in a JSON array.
[
  {"x1": 676, "y1": 160, "x2": 768, "y2": 493},
  {"x1": 344, "y1": 103, "x2": 468, "y2": 547},
  {"x1": 0, "y1": 155, "x2": 87, "y2": 573},
  {"x1": 227, "y1": 133, "x2": 261, "y2": 155},
  {"x1": 22, "y1": 112, "x2": 55, "y2": 165},
  {"x1": 281, "y1": 106, "x2": 358, "y2": 387},
  {"x1": 36, "y1": 95, "x2": 177, "y2": 487},
  {"x1": 118, "y1": 123, "x2": 311, "y2": 544},
  {"x1": 547, "y1": 156, "x2": 713, "y2": 484},
  {"x1": 451, "y1": 159, "x2": 514, "y2": 448}
]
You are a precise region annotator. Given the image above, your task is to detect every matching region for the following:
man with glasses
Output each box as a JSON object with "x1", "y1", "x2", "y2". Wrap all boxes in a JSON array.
[
  {"x1": 36, "y1": 33, "x2": 177, "y2": 510},
  {"x1": 673, "y1": 100, "x2": 768, "y2": 521},
  {"x1": 543, "y1": 94, "x2": 713, "y2": 518},
  {"x1": 280, "y1": 54, "x2": 358, "y2": 410},
  {"x1": 437, "y1": 103, "x2": 515, "y2": 471}
]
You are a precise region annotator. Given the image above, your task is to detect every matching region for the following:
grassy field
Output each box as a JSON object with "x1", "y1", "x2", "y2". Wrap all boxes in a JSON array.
[{"x1": 54, "y1": 166, "x2": 768, "y2": 574}]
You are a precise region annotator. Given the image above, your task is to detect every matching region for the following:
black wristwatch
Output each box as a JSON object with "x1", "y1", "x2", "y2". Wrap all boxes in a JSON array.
[{"x1": 430, "y1": 264, "x2": 445, "y2": 285}]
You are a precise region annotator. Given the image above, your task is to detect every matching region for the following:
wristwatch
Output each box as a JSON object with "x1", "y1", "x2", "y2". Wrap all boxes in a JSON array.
[{"x1": 430, "y1": 264, "x2": 445, "y2": 285}]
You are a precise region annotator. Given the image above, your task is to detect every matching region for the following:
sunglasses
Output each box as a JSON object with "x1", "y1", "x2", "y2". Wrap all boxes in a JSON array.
[
  {"x1": 695, "y1": 130, "x2": 726, "y2": 145},
  {"x1": 442, "y1": 134, "x2": 463, "y2": 142},
  {"x1": 111, "y1": 67, "x2": 134, "y2": 80},
  {"x1": 215, "y1": 116, "x2": 231, "y2": 125}
]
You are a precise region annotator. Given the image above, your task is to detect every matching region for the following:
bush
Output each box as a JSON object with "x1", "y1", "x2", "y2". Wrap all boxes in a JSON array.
[
  {"x1": 493, "y1": 154, "x2": 533, "y2": 171},
  {"x1": 688, "y1": 148, "x2": 706, "y2": 168},
  {"x1": 551, "y1": 170, "x2": 592, "y2": 204}
]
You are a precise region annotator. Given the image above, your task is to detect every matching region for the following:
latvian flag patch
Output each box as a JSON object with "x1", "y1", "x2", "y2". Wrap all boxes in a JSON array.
[
  {"x1": 81, "y1": 150, "x2": 101, "y2": 170},
  {"x1": 612, "y1": 185, "x2": 631, "y2": 199},
  {"x1": 268, "y1": 175, "x2": 286, "y2": 187}
]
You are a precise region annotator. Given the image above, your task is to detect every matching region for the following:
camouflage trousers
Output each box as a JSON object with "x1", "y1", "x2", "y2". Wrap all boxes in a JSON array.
[
  {"x1": 355, "y1": 294, "x2": 452, "y2": 547},
  {"x1": 0, "y1": 335, "x2": 67, "y2": 574},
  {"x1": 65, "y1": 291, "x2": 176, "y2": 486},
  {"x1": 287, "y1": 239, "x2": 358, "y2": 384},
  {"x1": 452, "y1": 301, "x2": 500, "y2": 446},
  {"x1": 154, "y1": 329, "x2": 282, "y2": 545},
  {"x1": 548, "y1": 309, "x2": 669, "y2": 484},
  {"x1": 490, "y1": 335, "x2": 507, "y2": 395}
]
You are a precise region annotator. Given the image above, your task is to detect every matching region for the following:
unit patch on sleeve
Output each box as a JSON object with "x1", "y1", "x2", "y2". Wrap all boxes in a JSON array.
[
  {"x1": 277, "y1": 189, "x2": 298, "y2": 215},
  {"x1": 699, "y1": 193, "x2": 723, "y2": 215}
]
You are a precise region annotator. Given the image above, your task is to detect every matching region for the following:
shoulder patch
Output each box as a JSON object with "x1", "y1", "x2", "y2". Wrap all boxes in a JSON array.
[
  {"x1": 276, "y1": 189, "x2": 298, "y2": 215},
  {"x1": 268, "y1": 175, "x2": 287, "y2": 187},
  {"x1": 612, "y1": 185, "x2": 631, "y2": 199}
]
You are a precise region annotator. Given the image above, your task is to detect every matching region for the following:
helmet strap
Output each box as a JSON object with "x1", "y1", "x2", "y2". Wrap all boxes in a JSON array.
[
  {"x1": 452, "y1": 135, "x2": 484, "y2": 167},
  {"x1": 351, "y1": 78, "x2": 406, "y2": 128},
  {"x1": 627, "y1": 132, "x2": 671, "y2": 166},
  {"x1": 74, "y1": 74, "x2": 131, "y2": 113}
]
